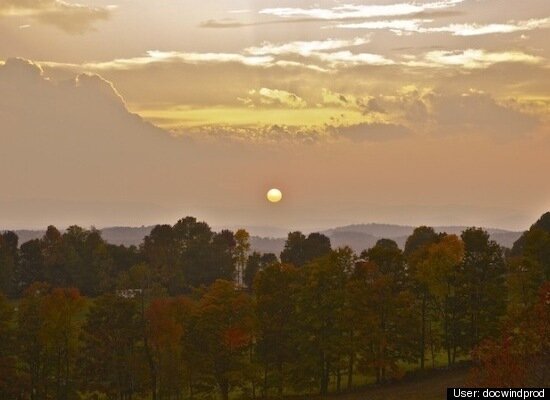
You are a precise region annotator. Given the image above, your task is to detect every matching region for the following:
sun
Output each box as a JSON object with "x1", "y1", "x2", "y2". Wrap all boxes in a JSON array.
[{"x1": 267, "y1": 188, "x2": 282, "y2": 203}]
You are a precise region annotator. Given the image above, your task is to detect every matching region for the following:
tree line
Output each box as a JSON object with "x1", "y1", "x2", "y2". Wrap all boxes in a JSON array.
[{"x1": 0, "y1": 213, "x2": 548, "y2": 399}]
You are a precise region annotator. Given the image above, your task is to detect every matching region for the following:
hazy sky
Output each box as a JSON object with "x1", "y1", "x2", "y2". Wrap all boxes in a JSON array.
[{"x1": 1, "y1": 0, "x2": 549, "y2": 231}]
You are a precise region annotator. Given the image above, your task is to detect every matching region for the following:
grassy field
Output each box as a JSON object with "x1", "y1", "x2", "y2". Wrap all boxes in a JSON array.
[{"x1": 289, "y1": 366, "x2": 469, "y2": 400}]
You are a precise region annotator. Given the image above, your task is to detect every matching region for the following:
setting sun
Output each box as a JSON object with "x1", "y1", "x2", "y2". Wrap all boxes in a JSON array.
[{"x1": 267, "y1": 188, "x2": 283, "y2": 203}]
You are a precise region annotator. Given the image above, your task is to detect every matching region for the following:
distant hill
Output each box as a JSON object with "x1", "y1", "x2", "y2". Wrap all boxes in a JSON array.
[
  {"x1": 320, "y1": 224, "x2": 522, "y2": 253},
  {"x1": 6, "y1": 223, "x2": 523, "y2": 255}
]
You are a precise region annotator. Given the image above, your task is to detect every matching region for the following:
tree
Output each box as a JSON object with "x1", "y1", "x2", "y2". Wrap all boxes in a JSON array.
[
  {"x1": 254, "y1": 263, "x2": 298, "y2": 397},
  {"x1": 16, "y1": 284, "x2": 84, "y2": 400},
  {"x1": 173, "y1": 217, "x2": 214, "y2": 289},
  {"x1": 209, "y1": 230, "x2": 237, "y2": 283},
  {"x1": 293, "y1": 252, "x2": 348, "y2": 395},
  {"x1": 194, "y1": 280, "x2": 254, "y2": 400},
  {"x1": 235, "y1": 229, "x2": 251, "y2": 287},
  {"x1": 350, "y1": 257, "x2": 417, "y2": 384},
  {"x1": 244, "y1": 252, "x2": 277, "y2": 289},
  {"x1": 62, "y1": 226, "x2": 114, "y2": 296},
  {"x1": 79, "y1": 294, "x2": 146, "y2": 399},
  {"x1": 362, "y1": 239, "x2": 406, "y2": 288},
  {"x1": 416, "y1": 235, "x2": 465, "y2": 366},
  {"x1": 461, "y1": 228, "x2": 507, "y2": 350},
  {"x1": 17, "y1": 239, "x2": 45, "y2": 294},
  {"x1": 142, "y1": 224, "x2": 182, "y2": 294},
  {"x1": 404, "y1": 226, "x2": 441, "y2": 258},
  {"x1": 40, "y1": 287, "x2": 85, "y2": 400},
  {"x1": 0, "y1": 231, "x2": 18, "y2": 297},
  {"x1": 470, "y1": 282, "x2": 550, "y2": 387},
  {"x1": 146, "y1": 297, "x2": 195, "y2": 399},
  {"x1": 0, "y1": 294, "x2": 19, "y2": 398},
  {"x1": 281, "y1": 232, "x2": 331, "y2": 267},
  {"x1": 405, "y1": 226, "x2": 442, "y2": 369},
  {"x1": 17, "y1": 283, "x2": 51, "y2": 400}
]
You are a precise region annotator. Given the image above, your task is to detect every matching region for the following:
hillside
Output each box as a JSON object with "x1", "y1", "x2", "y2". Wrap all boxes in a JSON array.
[{"x1": 289, "y1": 366, "x2": 469, "y2": 400}]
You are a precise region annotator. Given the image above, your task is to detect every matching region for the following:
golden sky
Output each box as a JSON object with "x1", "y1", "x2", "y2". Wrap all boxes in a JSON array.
[{"x1": 1, "y1": 0, "x2": 549, "y2": 231}]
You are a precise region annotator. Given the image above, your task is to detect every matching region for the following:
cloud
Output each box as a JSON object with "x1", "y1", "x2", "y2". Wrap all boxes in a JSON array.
[
  {"x1": 0, "y1": 57, "x2": 183, "y2": 189},
  {"x1": 242, "y1": 88, "x2": 308, "y2": 109},
  {"x1": 45, "y1": 50, "x2": 277, "y2": 70},
  {"x1": 42, "y1": 45, "x2": 393, "y2": 74},
  {"x1": 245, "y1": 38, "x2": 391, "y2": 67},
  {"x1": 0, "y1": 0, "x2": 112, "y2": 33},
  {"x1": 259, "y1": 1, "x2": 464, "y2": 20},
  {"x1": 334, "y1": 19, "x2": 428, "y2": 33},
  {"x1": 428, "y1": 91, "x2": 539, "y2": 137},
  {"x1": 315, "y1": 51, "x2": 394, "y2": 67},
  {"x1": 336, "y1": 17, "x2": 550, "y2": 37},
  {"x1": 245, "y1": 37, "x2": 370, "y2": 56},
  {"x1": 405, "y1": 49, "x2": 543, "y2": 69},
  {"x1": 318, "y1": 87, "x2": 540, "y2": 138},
  {"x1": 427, "y1": 17, "x2": 550, "y2": 36}
]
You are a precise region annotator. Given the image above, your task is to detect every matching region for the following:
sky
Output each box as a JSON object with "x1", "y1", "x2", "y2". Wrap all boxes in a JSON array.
[{"x1": 0, "y1": 0, "x2": 549, "y2": 232}]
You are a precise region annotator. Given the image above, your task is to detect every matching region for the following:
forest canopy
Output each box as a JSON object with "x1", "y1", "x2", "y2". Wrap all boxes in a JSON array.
[{"x1": 0, "y1": 213, "x2": 549, "y2": 399}]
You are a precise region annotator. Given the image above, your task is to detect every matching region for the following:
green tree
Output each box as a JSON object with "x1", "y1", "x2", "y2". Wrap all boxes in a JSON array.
[
  {"x1": 281, "y1": 232, "x2": 331, "y2": 267},
  {"x1": 79, "y1": 294, "x2": 146, "y2": 399},
  {"x1": 40, "y1": 287, "x2": 85, "y2": 400},
  {"x1": 293, "y1": 252, "x2": 348, "y2": 395},
  {"x1": 17, "y1": 283, "x2": 51, "y2": 399},
  {"x1": 416, "y1": 235, "x2": 465, "y2": 366},
  {"x1": 244, "y1": 252, "x2": 277, "y2": 289},
  {"x1": 350, "y1": 258, "x2": 418, "y2": 383},
  {"x1": 42, "y1": 226, "x2": 68, "y2": 288},
  {"x1": 254, "y1": 263, "x2": 298, "y2": 397},
  {"x1": 361, "y1": 239, "x2": 406, "y2": 288},
  {"x1": 405, "y1": 226, "x2": 442, "y2": 369},
  {"x1": 0, "y1": 231, "x2": 18, "y2": 297},
  {"x1": 62, "y1": 226, "x2": 114, "y2": 296},
  {"x1": 461, "y1": 228, "x2": 507, "y2": 350},
  {"x1": 16, "y1": 284, "x2": 83, "y2": 400},
  {"x1": 17, "y1": 239, "x2": 45, "y2": 294}
]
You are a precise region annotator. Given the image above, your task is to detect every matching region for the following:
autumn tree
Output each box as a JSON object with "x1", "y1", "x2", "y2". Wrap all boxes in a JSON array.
[
  {"x1": 40, "y1": 287, "x2": 85, "y2": 400},
  {"x1": 194, "y1": 280, "x2": 255, "y2": 400},
  {"x1": 146, "y1": 296, "x2": 195, "y2": 399},
  {"x1": 0, "y1": 294, "x2": 19, "y2": 398},
  {"x1": 470, "y1": 282, "x2": 549, "y2": 387}
]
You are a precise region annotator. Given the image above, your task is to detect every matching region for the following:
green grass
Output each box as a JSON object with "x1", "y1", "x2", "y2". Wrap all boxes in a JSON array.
[{"x1": 286, "y1": 365, "x2": 470, "y2": 400}]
